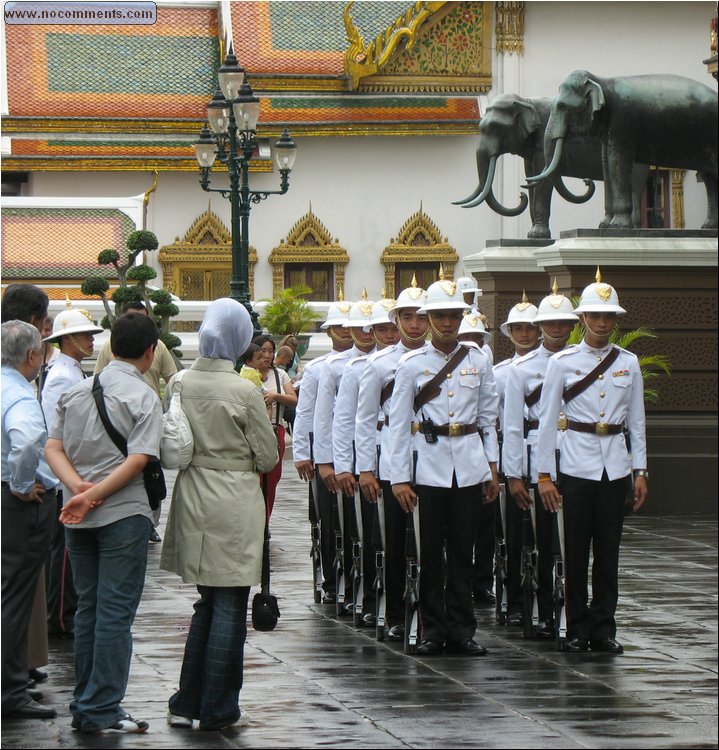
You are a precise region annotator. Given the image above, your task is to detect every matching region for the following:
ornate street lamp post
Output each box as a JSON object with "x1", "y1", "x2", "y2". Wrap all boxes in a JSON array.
[{"x1": 193, "y1": 47, "x2": 297, "y2": 330}]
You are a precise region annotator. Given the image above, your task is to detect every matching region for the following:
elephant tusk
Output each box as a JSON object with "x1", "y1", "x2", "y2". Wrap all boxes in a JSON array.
[
  {"x1": 526, "y1": 137, "x2": 565, "y2": 184},
  {"x1": 486, "y1": 187, "x2": 529, "y2": 217},
  {"x1": 461, "y1": 156, "x2": 497, "y2": 208}
]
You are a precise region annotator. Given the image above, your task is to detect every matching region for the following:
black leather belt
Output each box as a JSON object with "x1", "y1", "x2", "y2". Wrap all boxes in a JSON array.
[
  {"x1": 561, "y1": 419, "x2": 623, "y2": 436},
  {"x1": 524, "y1": 418, "x2": 539, "y2": 437}
]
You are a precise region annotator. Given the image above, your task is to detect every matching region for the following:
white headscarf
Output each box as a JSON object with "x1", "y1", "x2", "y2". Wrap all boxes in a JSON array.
[{"x1": 198, "y1": 298, "x2": 253, "y2": 362}]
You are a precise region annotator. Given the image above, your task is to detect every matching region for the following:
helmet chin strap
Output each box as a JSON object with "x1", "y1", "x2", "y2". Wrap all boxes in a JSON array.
[
  {"x1": 541, "y1": 331, "x2": 570, "y2": 345},
  {"x1": 68, "y1": 334, "x2": 92, "y2": 357},
  {"x1": 508, "y1": 333, "x2": 535, "y2": 351},
  {"x1": 329, "y1": 328, "x2": 352, "y2": 344},
  {"x1": 581, "y1": 316, "x2": 615, "y2": 342},
  {"x1": 350, "y1": 328, "x2": 373, "y2": 348},
  {"x1": 397, "y1": 318, "x2": 427, "y2": 344},
  {"x1": 428, "y1": 316, "x2": 457, "y2": 342}
]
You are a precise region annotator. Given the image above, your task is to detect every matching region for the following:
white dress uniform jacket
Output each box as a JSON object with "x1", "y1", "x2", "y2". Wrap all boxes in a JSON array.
[
  {"x1": 355, "y1": 343, "x2": 419, "y2": 481},
  {"x1": 332, "y1": 353, "x2": 373, "y2": 475},
  {"x1": 492, "y1": 354, "x2": 518, "y2": 433},
  {"x1": 292, "y1": 352, "x2": 331, "y2": 463},
  {"x1": 536, "y1": 341, "x2": 647, "y2": 481},
  {"x1": 502, "y1": 346, "x2": 563, "y2": 483},
  {"x1": 313, "y1": 346, "x2": 364, "y2": 465},
  {"x1": 388, "y1": 343, "x2": 499, "y2": 488},
  {"x1": 41, "y1": 352, "x2": 86, "y2": 435}
]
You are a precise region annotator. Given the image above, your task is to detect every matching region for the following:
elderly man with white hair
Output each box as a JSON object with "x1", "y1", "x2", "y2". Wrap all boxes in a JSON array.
[{"x1": 1, "y1": 320, "x2": 58, "y2": 720}]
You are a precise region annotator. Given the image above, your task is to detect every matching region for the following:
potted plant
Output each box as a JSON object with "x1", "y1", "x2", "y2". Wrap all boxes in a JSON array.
[{"x1": 259, "y1": 284, "x2": 322, "y2": 357}]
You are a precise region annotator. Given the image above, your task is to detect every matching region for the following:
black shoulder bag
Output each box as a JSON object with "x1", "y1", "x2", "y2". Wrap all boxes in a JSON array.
[
  {"x1": 252, "y1": 500, "x2": 281, "y2": 631},
  {"x1": 91, "y1": 375, "x2": 166, "y2": 510}
]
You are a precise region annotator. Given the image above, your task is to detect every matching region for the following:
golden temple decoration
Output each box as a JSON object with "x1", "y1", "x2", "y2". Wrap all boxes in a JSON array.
[
  {"x1": 380, "y1": 206, "x2": 458, "y2": 295},
  {"x1": 268, "y1": 206, "x2": 349, "y2": 299},
  {"x1": 344, "y1": 1, "x2": 491, "y2": 93},
  {"x1": 158, "y1": 206, "x2": 257, "y2": 301},
  {"x1": 495, "y1": 1, "x2": 525, "y2": 55},
  {"x1": 671, "y1": 169, "x2": 686, "y2": 229}
]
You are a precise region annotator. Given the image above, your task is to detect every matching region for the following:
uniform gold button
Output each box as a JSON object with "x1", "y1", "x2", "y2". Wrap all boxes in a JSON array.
[
  {"x1": 424, "y1": 369, "x2": 430, "y2": 375},
  {"x1": 598, "y1": 374, "x2": 604, "y2": 380},
  {"x1": 599, "y1": 411, "x2": 606, "y2": 417},
  {"x1": 576, "y1": 370, "x2": 581, "y2": 375},
  {"x1": 448, "y1": 411, "x2": 455, "y2": 417},
  {"x1": 600, "y1": 392, "x2": 605, "y2": 398},
  {"x1": 448, "y1": 391, "x2": 454, "y2": 397},
  {"x1": 447, "y1": 373, "x2": 452, "y2": 378}
]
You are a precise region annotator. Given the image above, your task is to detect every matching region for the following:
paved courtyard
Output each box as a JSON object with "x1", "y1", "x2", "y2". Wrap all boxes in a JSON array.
[{"x1": 2, "y1": 457, "x2": 717, "y2": 749}]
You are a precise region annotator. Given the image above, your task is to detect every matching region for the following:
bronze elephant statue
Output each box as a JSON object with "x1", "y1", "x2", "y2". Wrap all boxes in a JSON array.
[
  {"x1": 527, "y1": 71, "x2": 718, "y2": 229},
  {"x1": 454, "y1": 93, "x2": 648, "y2": 238}
]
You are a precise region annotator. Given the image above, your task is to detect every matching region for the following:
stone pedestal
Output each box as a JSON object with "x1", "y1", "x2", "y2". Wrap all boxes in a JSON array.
[{"x1": 464, "y1": 229, "x2": 718, "y2": 515}]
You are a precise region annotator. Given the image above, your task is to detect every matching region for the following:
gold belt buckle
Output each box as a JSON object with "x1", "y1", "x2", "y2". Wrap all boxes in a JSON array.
[
  {"x1": 411, "y1": 422, "x2": 420, "y2": 434},
  {"x1": 595, "y1": 422, "x2": 609, "y2": 436},
  {"x1": 557, "y1": 414, "x2": 568, "y2": 431},
  {"x1": 448, "y1": 423, "x2": 462, "y2": 437}
]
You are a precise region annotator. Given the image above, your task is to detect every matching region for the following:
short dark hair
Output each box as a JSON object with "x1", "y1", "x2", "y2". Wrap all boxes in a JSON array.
[
  {"x1": 242, "y1": 342, "x2": 261, "y2": 364},
  {"x1": 121, "y1": 300, "x2": 147, "y2": 315},
  {"x1": 1, "y1": 284, "x2": 49, "y2": 325},
  {"x1": 110, "y1": 312, "x2": 159, "y2": 359}
]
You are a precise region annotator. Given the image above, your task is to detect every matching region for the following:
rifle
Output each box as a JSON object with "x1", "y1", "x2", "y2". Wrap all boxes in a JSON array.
[
  {"x1": 308, "y1": 432, "x2": 323, "y2": 604},
  {"x1": 552, "y1": 449, "x2": 567, "y2": 650},
  {"x1": 374, "y1": 446, "x2": 387, "y2": 641},
  {"x1": 520, "y1": 444, "x2": 540, "y2": 639},
  {"x1": 494, "y1": 430, "x2": 508, "y2": 625},
  {"x1": 333, "y1": 489, "x2": 346, "y2": 618},
  {"x1": 403, "y1": 450, "x2": 421, "y2": 655},
  {"x1": 350, "y1": 453, "x2": 365, "y2": 627}
]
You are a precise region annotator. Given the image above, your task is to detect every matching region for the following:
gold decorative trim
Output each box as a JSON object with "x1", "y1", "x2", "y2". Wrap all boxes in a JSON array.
[
  {"x1": 158, "y1": 207, "x2": 257, "y2": 299},
  {"x1": 344, "y1": 1, "x2": 446, "y2": 91},
  {"x1": 0, "y1": 157, "x2": 274, "y2": 173},
  {"x1": 381, "y1": 205, "x2": 459, "y2": 294},
  {"x1": 671, "y1": 169, "x2": 686, "y2": 229},
  {"x1": 1, "y1": 117, "x2": 204, "y2": 135},
  {"x1": 496, "y1": 1, "x2": 525, "y2": 55},
  {"x1": 268, "y1": 206, "x2": 349, "y2": 298},
  {"x1": 249, "y1": 76, "x2": 349, "y2": 92}
]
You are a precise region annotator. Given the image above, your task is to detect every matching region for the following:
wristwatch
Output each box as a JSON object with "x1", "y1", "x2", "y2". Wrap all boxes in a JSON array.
[{"x1": 633, "y1": 469, "x2": 649, "y2": 480}]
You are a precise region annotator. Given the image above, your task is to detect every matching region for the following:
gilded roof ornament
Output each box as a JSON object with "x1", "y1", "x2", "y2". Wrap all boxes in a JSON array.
[
  {"x1": 338, "y1": 285, "x2": 344, "y2": 301},
  {"x1": 439, "y1": 263, "x2": 445, "y2": 280}
]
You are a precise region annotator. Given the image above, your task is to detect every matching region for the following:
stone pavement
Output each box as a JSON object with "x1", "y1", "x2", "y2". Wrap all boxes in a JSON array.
[{"x1": 2, "y1": 458, "x2": 717, "y2": 749}]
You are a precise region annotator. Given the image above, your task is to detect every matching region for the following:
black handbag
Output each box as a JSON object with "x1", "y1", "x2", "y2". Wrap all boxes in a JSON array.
[
  {"x1": 91, "y1": 376, "x2": 166, "y2": 510},
  {"x1": 252, "y1": 476, "x2": 280, "y2": 631}
]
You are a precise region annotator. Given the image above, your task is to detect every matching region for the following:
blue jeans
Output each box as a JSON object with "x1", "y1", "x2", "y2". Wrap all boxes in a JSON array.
[
  {"x1": 169, "y1": 585, "x2": 250, "y2": 730},
  {"x1": 65, "y1": 514, "x2": 151, "y2": 732}
]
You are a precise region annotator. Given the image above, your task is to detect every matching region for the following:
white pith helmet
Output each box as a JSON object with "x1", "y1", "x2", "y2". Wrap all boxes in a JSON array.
[
  {"x1": 320, "y1": 287, "x2": 352, "y2": 329},
  {"x1": 456, "y1": 270, "x2": 482, "y2": 296},
  {"x1": 499, "y1": 292, "x2": 539, "y2": 337},
  {"x1": 417, "y1": 266, "x2": 470, "y2": 313},
  {"x1": 369, "y1": 291, "x2": 396, "y2": 328},
  {"x1": 573, "y1": 267, "x2": 626, "y2": 315},
  {"x1": 533, "y1": 280, "x2": 579, "y2": 323},
  {"x1": 343, "y1": 288, "x2": 375, "y2": 328},
  {"x1": 388, "y1": 275, "x2": 427, "y2": 323},
  {"x1": 43, "y1": 299, "x2": 103, "y2": 342},
  {"x1": 458, "y1": 310, "x2": 493, "y2": 341}
]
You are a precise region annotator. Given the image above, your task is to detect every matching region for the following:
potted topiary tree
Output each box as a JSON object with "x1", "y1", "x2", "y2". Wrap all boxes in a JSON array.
[{"x1": 258, "y1": 284, "x2": 322, "y2": 357}]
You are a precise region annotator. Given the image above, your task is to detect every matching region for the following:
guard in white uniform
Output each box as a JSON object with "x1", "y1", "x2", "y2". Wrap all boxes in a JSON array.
[
  {"x1": 41, "y1": 305, "x2": 103, "y2": 639},
  {"x1": 315, "y1": 293, "x2": 376, "y2": 611},
  {"x1": 332, "y1": 294, "x2": 398, "y2": 624},
  {"x1": 355, "y1": 279, "x2": 429, "y2": 640},
  {"x1": 389, "y1": 277, "x2": 499, "y2": 656},
  {"x1": 293, "y1": 300, "x2": 352, "y2": 603},
  {"x1": 537, "y1": 270, "x2": 649, "y2": 654},
  {"x1": 502, "y1": 283, "x2": 578, "y2": 637},
  {"x1": 456, "y1": 272, "x2": 482, "y2": 313},
  {"x1": 494, "y1": 293, "x2": 540, "y2": 626}
]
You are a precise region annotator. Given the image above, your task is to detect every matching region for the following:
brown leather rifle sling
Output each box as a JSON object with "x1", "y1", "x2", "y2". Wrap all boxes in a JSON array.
[
  {"x1": 525, "y1": 383, "x2": 543, "y2": 408},
  {"x1": 379, "y1": 380, "x2": 395, "y2": 408},
  {"x1": 413, "y1": 346, "x2": 470, "y2": 413},
  {"x1": 562, "y1": 346, "x2": 621, "y2": 403}
]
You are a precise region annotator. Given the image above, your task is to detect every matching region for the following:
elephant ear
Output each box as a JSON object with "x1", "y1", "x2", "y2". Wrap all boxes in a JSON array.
[
  {"x1": 584, "y1": 78, "x2": 605, "y2": 121},
  {"x1": 515, "y1": 99, "x2": 541, "y2": 136}
]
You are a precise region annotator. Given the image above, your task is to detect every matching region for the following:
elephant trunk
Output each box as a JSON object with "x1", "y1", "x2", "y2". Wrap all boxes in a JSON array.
[{"x1": 486, "y1": 187, "x2": 529, "y2": 217}]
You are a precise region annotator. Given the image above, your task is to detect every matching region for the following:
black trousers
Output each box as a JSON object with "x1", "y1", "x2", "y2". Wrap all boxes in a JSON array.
[
  {"x1": 504, "y1": 481, "x2": 525, "y2": 614},
  {"x1": 1, "y1": 484, "x2": 55, "y2": 714},
  {"x1": 311, "y1": 473, "x2": 336, "y2": 594},
  {"x1": 46, "y1": 490, "x2": 77, "y2": 636},
  {"x1": 560, "y1": 472, "x2": 626, "y2": 640},
  {"x1": 473, "y1": 497, "x2": 495, "y2": 592},
  {"x1": 380, "y1": 480, "x2": 409, "y2": 628},
  {"x1": 416, "y1": 479, "x2": 480, "y2": 645}
]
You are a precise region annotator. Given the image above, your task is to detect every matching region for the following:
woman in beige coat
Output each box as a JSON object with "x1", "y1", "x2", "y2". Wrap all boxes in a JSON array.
[{"x1": 160, "y1": 298, "x2": 278, "y2": 731}]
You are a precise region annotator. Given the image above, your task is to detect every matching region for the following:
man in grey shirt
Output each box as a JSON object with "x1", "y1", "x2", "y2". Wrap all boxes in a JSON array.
[{"x1": 45, "y1": 313, "x2": 162, "y2": 735}]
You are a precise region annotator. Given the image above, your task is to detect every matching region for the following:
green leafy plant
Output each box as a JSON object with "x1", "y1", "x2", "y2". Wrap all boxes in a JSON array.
[
  {"x1": 259, "y1": 284, "x2": 322, "y2": 336},
  {"x1": 567, "y1": 311, "x2": 671, "y2": 403}
]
